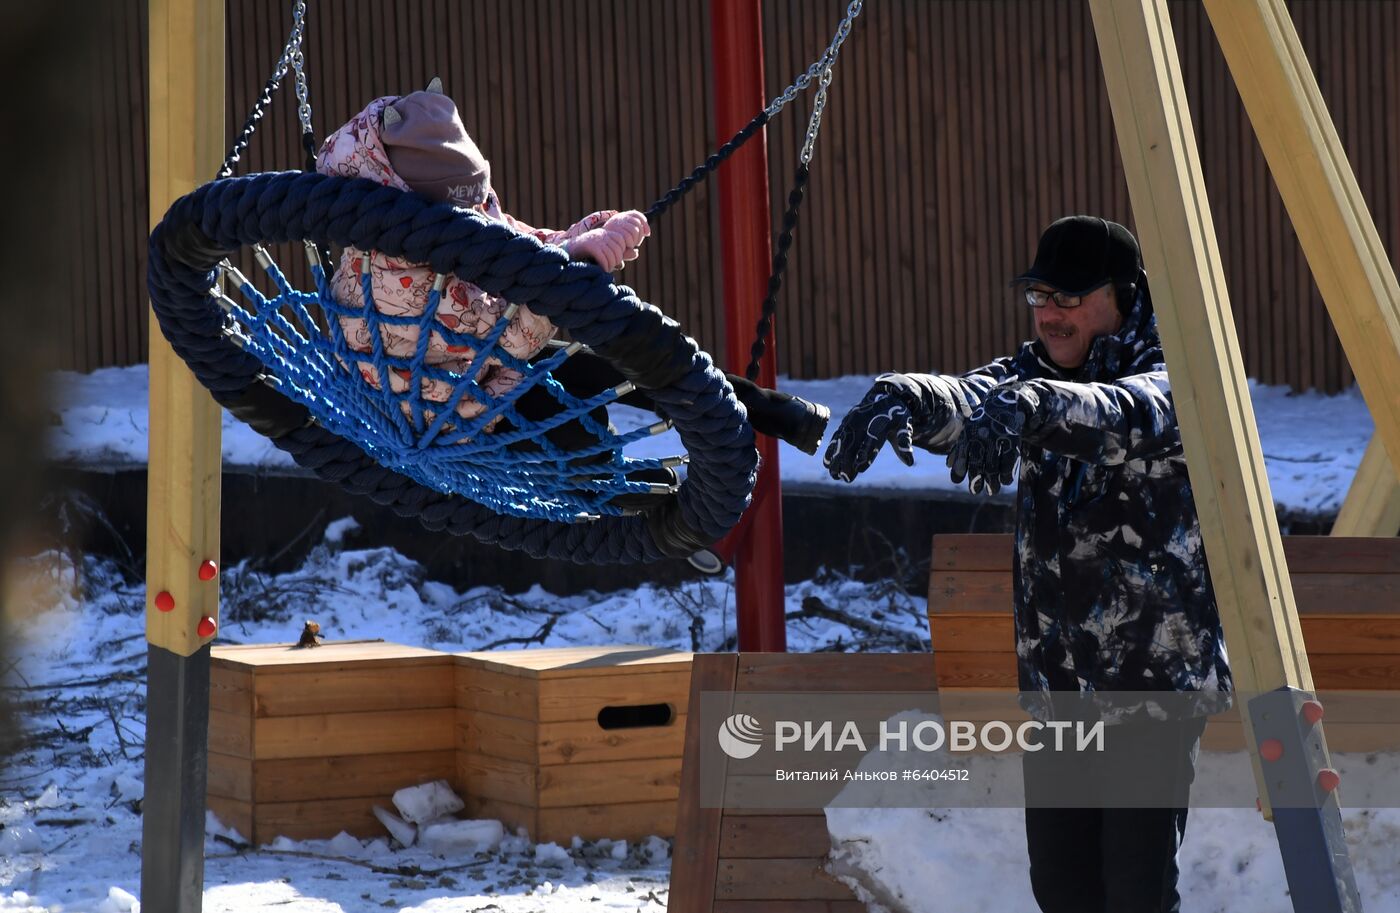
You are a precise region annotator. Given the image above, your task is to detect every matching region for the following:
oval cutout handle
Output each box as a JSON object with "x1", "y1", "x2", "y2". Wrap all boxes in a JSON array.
[{"x1": 597, "y1": 703, "x2": 675, "y2": 730}]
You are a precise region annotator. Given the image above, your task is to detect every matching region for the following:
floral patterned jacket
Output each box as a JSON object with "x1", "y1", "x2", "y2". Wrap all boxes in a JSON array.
[{"x1": 316, "y1": 96, "x2": 614, "y2": 424}]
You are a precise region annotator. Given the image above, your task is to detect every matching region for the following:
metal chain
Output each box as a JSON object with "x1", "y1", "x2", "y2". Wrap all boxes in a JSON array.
[
  {"x1": 217, "y1": 0, "x2": 310, "y2": 178},
  {"x1": 289, "y1": 0, "x2": 313, "y2": 138},
  {"x1": 745, "y1": 5, "x2": 857, "y2": 376},
  {"x1": 646, "y1": 0, "x2": 863, "y2": 220},
  {"x1": 764, "y1": 0, "x2": 863, "y2": 119},
  {"x1": 799, "y1": 66, "x2": 834, "y2": 164}
]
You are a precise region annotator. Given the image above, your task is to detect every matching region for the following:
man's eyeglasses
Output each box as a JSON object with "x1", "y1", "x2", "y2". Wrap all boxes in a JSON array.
[{"x1": 1021, "y1": 281, "x2": 1110, "y2": 309}]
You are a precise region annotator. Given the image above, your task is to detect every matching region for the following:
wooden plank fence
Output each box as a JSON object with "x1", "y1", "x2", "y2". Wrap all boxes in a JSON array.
[{"x1": 69, "y1": 0, "x2": 1400, "y2": 394}]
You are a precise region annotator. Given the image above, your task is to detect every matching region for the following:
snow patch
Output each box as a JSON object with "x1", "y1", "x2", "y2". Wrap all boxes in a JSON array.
[
  {"x1": 640, "y1": 835, "x2": 671, "y2": 865},
  {"x1": 533, "y1": 841, "x2": 573, "y2": 867},
  {"x1": 370, "y1": 805, "x2": 416, "y2": 848},
  {"x1": 419, "y1": 818, "x2": 504, "y2": 856},
  {"x1": 391, "y1": 779, "x2": 465, "y2": 825},
  {"x1": 322, "y1": 516, "x2": 360, "y2": 545},
  {"x1": 95, "y1": 886, "x2": 140, "y2": 913},
  {"x1": 0, "y1": 825, "x2": 42, "y2": 856},
  {"x1": 327, "y1": 831, "x2": 365, "y2": 856},
  {"x1": 203, "y1": 810, "x2": 247, "y2": 848},
  {"x1": 30, "y1": 785, "x2": 61, "y2": 810}
]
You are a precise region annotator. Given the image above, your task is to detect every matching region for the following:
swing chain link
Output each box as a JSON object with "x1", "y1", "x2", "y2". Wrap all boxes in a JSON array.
[
  {"x1": 220, "y1": 0, "x2": 312, "y2": 178},
  {"x1": 799, "y1": 65, "x2": 834, "y2": 165},
  {"x1": 287, "y1": 0, "x2": 313, "y2": 136},
  {"x1": 764, "y1": 0, "x2": 863, "y2": 119},
  {"x1": 647, "y1": 0, "x2": 862, "y2": 219}
]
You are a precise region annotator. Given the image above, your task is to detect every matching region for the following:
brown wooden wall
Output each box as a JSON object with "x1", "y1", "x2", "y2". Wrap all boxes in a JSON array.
[{"x1": 74, "y1": 0, "x2": 1400, "y2": 393}]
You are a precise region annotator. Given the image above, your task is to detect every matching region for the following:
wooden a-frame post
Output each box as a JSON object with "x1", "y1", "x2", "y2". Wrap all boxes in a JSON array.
[
  {"x1": 1091, "y1": 0, "x2": 1385, "y2": 909},
  {"x1": 144, "y1": 0, "x2": 224, "y2": 909},
  {"x1": 1333, "y1": 437, "x2": 1400, "y2": 537},
  {"x1": 1204, "y1": 1, "x2": 1400, "y2": 542}
]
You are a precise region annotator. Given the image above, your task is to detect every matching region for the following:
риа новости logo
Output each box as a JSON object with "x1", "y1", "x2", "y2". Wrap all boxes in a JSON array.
[{"x1": 717, "y1": 713, "x2": 764, "y2": 759}]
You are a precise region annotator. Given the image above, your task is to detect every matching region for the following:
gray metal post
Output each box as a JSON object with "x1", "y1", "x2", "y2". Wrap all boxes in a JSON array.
[
  {"x1": 140, "y1": 643, "x2": 211, "y2": 913},
  {"x1": 1247, "y1": 686, "x2": 1363, "y2": 912}
]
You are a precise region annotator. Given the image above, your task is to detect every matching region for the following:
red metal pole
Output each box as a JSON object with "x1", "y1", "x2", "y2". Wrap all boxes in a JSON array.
[{"x1": 711, "y1": 0, "x2": 786, "y2": 652}]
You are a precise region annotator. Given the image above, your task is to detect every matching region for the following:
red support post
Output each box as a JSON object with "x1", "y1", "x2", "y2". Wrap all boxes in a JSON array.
[{"x1": 710, "y1": 0, "x2": 786, "y2": 652}]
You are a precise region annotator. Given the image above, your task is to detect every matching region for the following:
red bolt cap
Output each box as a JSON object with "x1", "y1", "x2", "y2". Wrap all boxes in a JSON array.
[
  {"x1": 1259, "y1": 738, "x2": 1284, "y2": 762},
  {"x1": 1301, "y1": 700, "x2": 1324, "y2": 726},
  {"x1": 1255, "y1": 797, "x2": 1262, "y2": 812},
  {"x1": 198, "y1": 560, "x2": 218, "y2": 582},
  {"x1": 197, "y1": 616, "x2": 218, "y2": 639},
  {"x1": 1317, "y1": 768, "x2": 1341, "y2": 794},
  {"x1": 154, "y1": 591, "x2": 176, "y2": 613}
]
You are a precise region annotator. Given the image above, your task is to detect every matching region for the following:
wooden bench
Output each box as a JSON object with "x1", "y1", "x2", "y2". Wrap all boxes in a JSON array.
[
  {"x1": 669, "y1": 652, "x2": 936, "y2": 913},
  {"x1": 927, "y1": 534, "x2": 1400, "y2": 751},
  {"x1": 207, "y1": 643, "x2": 691, "y2": 845}
]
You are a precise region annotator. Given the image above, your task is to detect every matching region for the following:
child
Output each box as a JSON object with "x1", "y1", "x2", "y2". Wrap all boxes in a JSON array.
[
  {"x1": 316, "y1": 80, "x2": 648, "y2": 427},
  {"x1": 317, "y1": 81, "x2": 829, "y2": 497}
]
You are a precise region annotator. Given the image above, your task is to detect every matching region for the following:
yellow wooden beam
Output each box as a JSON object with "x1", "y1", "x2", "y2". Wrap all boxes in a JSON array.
[
  {"x1": 1089, "y1": 0, "x2": 1320, "y2": 823},
  {"x1": 1090, "y1": 0, "x2": 1310, "y2": 698},
  {"x1": 1332, "y1": 435, "x2": 1400, "y2": 537},
  {"x1": 146, "y1": 0, "x2": 224, "y2": 657},
  {"x1": 1203, "y1": 0, "x2": 1400, "y2": 483}
]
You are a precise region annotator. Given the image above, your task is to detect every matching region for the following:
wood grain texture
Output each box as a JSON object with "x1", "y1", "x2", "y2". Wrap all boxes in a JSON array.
[
  {"x1": 931, "y1": 614, "x2": 1400, "y2": 654},
  {"x1": 251, "y1": 794, "x2": 398, "y2": 843},
  {"x1": 716, "y1": 859, "x2": 853, "y2": 902},
  {"x1": 207, "y1": 752, "x2": 252, "y2": 803},
  {"x1": 455, "y1": 646, "x2": 692, "y2": 678},
  {"x1": 212, "y1": 640, "x2": 447, "y2": 671},
  {"x1": 250, "y1": 750, "x2": 455, "y2": 803},
  {"x1": 719, "y1": 815, "x2": 835, "y2": 859},
  {"x1": 538, "y1": 671, "x2": 693, "y2": 723},
  {"x1": 253, "y1": 708, "x2": 454, "y2": 760},
  {"x1": 249, "y1": 664, "x2": 455, "y2": 717},
  {"x1": 668, "y1": 653, "x2": 739, "y2": 913},
  {"x1": 205, "y1": 795, "x2": 251, "y2": 842},
  {"x1": 734, "y1": 653, "x2": 935, "y2": 693}
]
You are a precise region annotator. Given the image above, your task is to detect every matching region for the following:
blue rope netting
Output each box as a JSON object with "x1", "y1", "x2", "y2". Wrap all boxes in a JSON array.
[
  {"x1": 222, "y1": 251, "x2": 674, "y2": 523},
  {"x1": 147, "y1": 170, "x2": 758, "y2": 564}
]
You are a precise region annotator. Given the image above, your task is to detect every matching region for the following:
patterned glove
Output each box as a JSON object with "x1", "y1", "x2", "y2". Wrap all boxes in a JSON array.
[
  {"x1": 947, "y1": 383, "x2": 1038, "y2": 495},
  {"x1": 823, "y1": 375, "x2": 919, "y2": 483}
]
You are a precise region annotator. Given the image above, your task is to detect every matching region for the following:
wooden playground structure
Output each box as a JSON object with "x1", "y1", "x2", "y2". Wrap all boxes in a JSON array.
[{"x1": 144, "y1": 0, "x2": 1399, "y2": 911}]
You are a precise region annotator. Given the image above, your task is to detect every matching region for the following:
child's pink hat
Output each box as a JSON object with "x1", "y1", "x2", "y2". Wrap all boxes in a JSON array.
[{"x1": 381, "y1": 80, "x2": 491, "y2": 207}]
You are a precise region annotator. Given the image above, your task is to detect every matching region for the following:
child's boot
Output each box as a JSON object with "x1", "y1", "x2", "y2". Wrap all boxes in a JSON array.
[{"x1": 727, "y1": 374, "x2": 831, "y2": 456}]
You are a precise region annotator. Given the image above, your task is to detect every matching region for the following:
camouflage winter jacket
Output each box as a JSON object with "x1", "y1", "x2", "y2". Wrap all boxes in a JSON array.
[{"x1": 899, "y1": 287, "x2": 1232, "y2": 718}]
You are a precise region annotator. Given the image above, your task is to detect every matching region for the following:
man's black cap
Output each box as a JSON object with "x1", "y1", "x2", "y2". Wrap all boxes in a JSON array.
[{"x1": 1012, "y1": 215, "x2": 1141, "y2": 295}]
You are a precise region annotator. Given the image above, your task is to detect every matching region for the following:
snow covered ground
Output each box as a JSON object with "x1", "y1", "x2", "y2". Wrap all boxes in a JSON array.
[{"x1": 3, "y1": 366, "x2": 1390, "y2": 911}]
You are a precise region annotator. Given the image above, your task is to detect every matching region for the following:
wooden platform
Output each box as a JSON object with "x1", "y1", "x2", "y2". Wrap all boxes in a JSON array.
[
  {"x1": 206, "y1": 640, "x2": 456, "y2": 844},
  {"x1": 207, "y1": 641, "x2": 692, "y2": 845},
  {"x1": 455, "y1": 645, "x2": 692, "y2": 844},
  {"x1": 927, "y1": 534, "x2": 1400, "y2": 751},
  {"x1": 668, "y1": 652, "x2": 936, "y2": 913}
]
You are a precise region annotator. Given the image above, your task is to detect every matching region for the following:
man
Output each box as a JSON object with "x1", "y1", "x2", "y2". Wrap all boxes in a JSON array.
[{"x1": 824, "y1": 216, "x2": 1231, "y2": 913}]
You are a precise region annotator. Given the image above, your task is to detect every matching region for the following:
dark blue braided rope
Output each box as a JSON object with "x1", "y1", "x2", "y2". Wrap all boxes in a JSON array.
[{"x1": 147, "y1": 171, "x2": 758, "y2": 564}]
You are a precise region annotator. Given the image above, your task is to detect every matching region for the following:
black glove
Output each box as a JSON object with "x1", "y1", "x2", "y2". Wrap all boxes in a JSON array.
[
  {"x1": 823, "y1": 375, "x2": 920, "y2": 483},
  {"x1": 947, "y1": 383, "x2": 1037, "y2": 495}
]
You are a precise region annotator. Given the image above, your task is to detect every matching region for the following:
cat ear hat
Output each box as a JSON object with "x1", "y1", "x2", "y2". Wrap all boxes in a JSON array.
[{"x1": 382, "y1": 77, "x2": 492, "y2": 208}]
